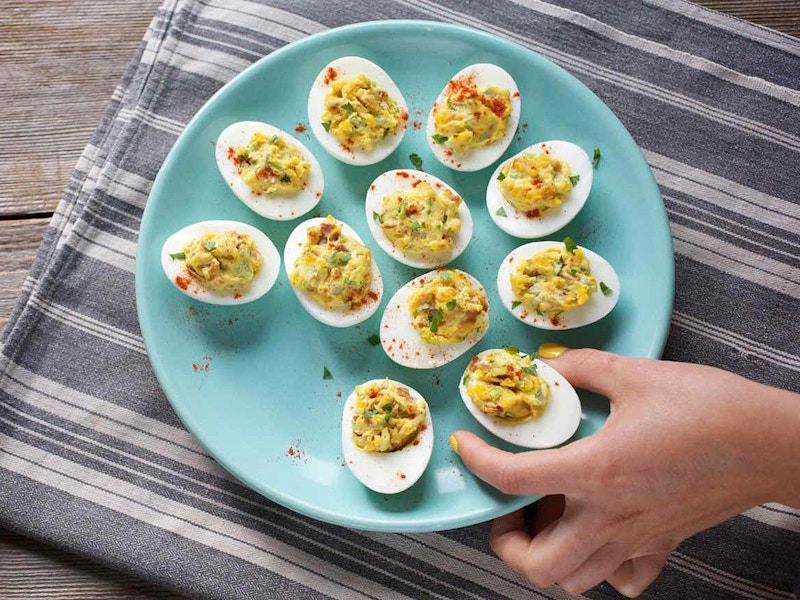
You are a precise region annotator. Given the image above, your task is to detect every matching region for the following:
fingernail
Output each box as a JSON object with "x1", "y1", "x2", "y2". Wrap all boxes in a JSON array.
[
  {"x1": 449, "y1": 434, "x2": 459, "y2": 455},
  {"x1": 538, "y1": 342, "x2": 569, "y2": 359}
]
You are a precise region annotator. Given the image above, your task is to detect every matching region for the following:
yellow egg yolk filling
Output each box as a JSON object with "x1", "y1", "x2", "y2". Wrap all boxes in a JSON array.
[
  {"x1": 432, "y1": 75, "x2": 512, "y2": 154},
  {"x1": 233, "y1": 132, "x2": 310, "y2": 195},
  {"x1": 407, "y1": 270, "x2": 489, "y2": 344},
  {"x1": 183, "y1": 231, "x2": 263, "y2": 292},
  {"x1": 290, "y1": 216, "x2": 374, "y2": 309},
  {"x1": 464, "y1": 349, "x2": 550, "y2": 421},
  {"x1": 499, "y1": 151, "x2": 574, "y2": 216},
  {"x1": 322, "y1": 74, "x2": 403, "y2": 152},
  {"x1": 378, "y1": 181, "x2": 462, "y2": 257},
  {"x1": 351, "y1": 380, "x2": 427, "y2": 452},
  {"x1": 511, "y1": 245, "x2": 597, "y2": 318}
]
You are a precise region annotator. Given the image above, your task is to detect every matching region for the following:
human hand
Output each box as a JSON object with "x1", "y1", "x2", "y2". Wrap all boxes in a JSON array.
[{"x1": 450, "y1": 345, "x2": 800, "y2": 597}]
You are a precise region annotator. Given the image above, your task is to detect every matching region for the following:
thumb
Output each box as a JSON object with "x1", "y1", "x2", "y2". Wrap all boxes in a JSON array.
[
  {"x1": 538, "y1": 345, "x2": 636, "y2": 399},
  {"x1": 451, "y1": 430, "x2": 592, "y2": 496}
]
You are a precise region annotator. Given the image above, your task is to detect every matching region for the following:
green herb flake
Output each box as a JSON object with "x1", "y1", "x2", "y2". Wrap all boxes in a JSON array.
[
  {"x1": 323, "y1": 366, "x2": 333, "y2": 380},
  {"x1": 522, "y1": 365, "x2": 539, "y2": 377},
  {"x1": 504, "y1": 346, "x2": 520, "y2": 355},
  {"x1": 497, "y1": 172, "x2": 506, "y2": 181},
  {"x1": 564, "y1": 237, "x2": 578, "y2": 254},
  {"x1": 428, "y1": 307, "x2": 444, "y2": 333},
  {"x1": 169, "y1": 252, "x2": 186, "y2": 261},
  {"x1": 203, "y1": 241, "x2": 216, "y2": 252},
  {"x1": 592, "y1": 148, "x2": 601, "y2": 168},
  {"x1": 281, "y1": 174, "x2": 291, "y2": 183},
  {"x1": 338, "y1": 253, "x2": 352, "y2": 265},
  {"x1": 383, "y1": 128, "x2": 390, "y2": 138},
  {"x1": 322, "y1": 121, "x2": 332, "y2": 132},
  {"x1": 462, "y1": 372, "x2": 470, "y2": 385},
  {"x1": 270, "y1": 135, "x2": 280, "y2": 144},
  {"x1": 511, "y1": 300, "x2": 522, "y2": 309},
  {"x1": 446, "y1": 299, "x2": 457, "y2": 311},
  {"x1": 411, "y1": 221, "x2": 422, "y2": 233},
  {"x1": 432, "y1": 133, "x2": 448, "y2": 144},
  {"x1": 446, "y1": 97, "x2": 455, "y2": 110},
  {"x1": 363, "y1": 409, "x2": 377, "y2": 418},
  {"x1": 569, "y1": 174, "x2": 580, "y2": 186},
  {"x1": 495, "y1": 207, "x2": 508, "y2": 218},
  {"x1": 600, "y1": 281, "x2": 613, "y2": 296},
  {"x1": 342, "y1": 102, "x2": 354, "y2": 113},
  {"x1": 373, "y1": 211, "x2": 383, "y2": 224},
  {"x1": 381, "y1": 402, "x2": 395, "y2": 412},
  {"x1": 409, "y1": 153, "x2": 423, "y2": 170},
  {"x1": 384, "y1": 411, "x2": 393, "y2": 424},
  {"x1": 367, "y1": 334, "x2": 381, "y2": 346}
]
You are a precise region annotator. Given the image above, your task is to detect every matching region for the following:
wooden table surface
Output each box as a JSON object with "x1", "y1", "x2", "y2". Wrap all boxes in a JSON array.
[{"x1": 1, "y1": 1, "x2": 798, "y2": 597}]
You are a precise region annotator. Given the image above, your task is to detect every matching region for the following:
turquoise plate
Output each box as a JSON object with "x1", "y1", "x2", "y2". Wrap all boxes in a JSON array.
[{"x1": 136, "y1": 21, "x2": 674, "y2": 532}]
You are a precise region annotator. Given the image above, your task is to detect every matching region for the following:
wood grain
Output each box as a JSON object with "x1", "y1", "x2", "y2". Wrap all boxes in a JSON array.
[
  {"x1": 696, "y1": 0, "x2": 800, "y2": 36},
  {"x1": 0, "y1": 218, "x2": 49, "y2": 330}
]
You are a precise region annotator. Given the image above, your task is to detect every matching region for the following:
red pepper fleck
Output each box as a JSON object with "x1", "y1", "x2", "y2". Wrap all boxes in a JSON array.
[
  {"x1": 396, "y1": 171, "x2": 410, "y2": 178},
  {"x1": 175, "y1": 275, "x2": 191, "y2": 290},
  {"x1": 294, "y1": 123, "x2": 307, "y2": 133},
  {"x1": 550, "y1": 316, "x2": 561, "y2": 326},
  {"x1": 323, "y1": 66, "x2": 338, "y2": 85},
  {"x1": 412, "y1": 120, "x2": 422, "y2": 130},
  {"x1": 513, "y1": 91, "x2": 520, "y2": 98}
]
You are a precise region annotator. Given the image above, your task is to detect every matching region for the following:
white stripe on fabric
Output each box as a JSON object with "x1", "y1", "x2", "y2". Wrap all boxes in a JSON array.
[
  {"x1": 671, "y1": 312, "x2": 800, "y2": 372},
  {"x1": 744, "y1": 504, "x2": 800, "y2": 534},
  {"x1": 169, "y1": 42, "x2": 250, "y2": 84},
  {"x1": 63, "y1": 225, "x2": 137, "y2": 274},
  {"x1": 671, "y1": 224, "x2": 800, "y2": 299},
  {"x1": 27, "y1": 294, "x2": 147, "y2": 356},
  {"x1": 193, "y1": 0, "x2": 326, "y2": 43},
  {"x1": 669, "y1": 552, "x2": 795, "y2": 600},
  {"x1": 96, "y1": 164, "x2": 153, "y2": 211},
  {"x1": 0, "y1": 437, "x2": 410, "y2": 600},
  {"x1": 643, "y1": 0, "x2": 800, "y2": 59},
  {"x1": 509, "y1": 0, "x2": 800, "y2": 107},
  {"x1": 396, "y1": 0, "x2": 800, "y2": 153},
  {"x1": 2, "y1": 362, "x2": 211, "y2": 461},
  {"x1": 118, "y1": 106, "x2": 185, "y2": 137}
]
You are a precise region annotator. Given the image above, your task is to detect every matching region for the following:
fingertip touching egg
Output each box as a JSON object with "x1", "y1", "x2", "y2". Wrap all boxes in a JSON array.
[
  {"x1": 497, "y1": 239, "x2": 620, "y2": 330},
  {"x1": 459, "y1": 349, "x2": 581, "y2": 449},
  {"x1": 215, "y1": 121, "x2": 324, "y2": 221},
  {"x1": 487, "y1": 141, "x2": 593, "y2": 238},
  {"x1": 161, "y1": 220, "x2": 280, "y2": 305},
  {"x1": 380, "y1": 268, "x2": 490, "y2": 369},
  {"x1": 342, "y1": 378, "x2": 434, "y2": 494},
  {"x1": 284, "y1": 215, "x2": 383, "y2": 327},
  {"x1": 308, "y1": 57, "x2": 409, "y2": 166},
  {"x1": 426, "y1": 63, "x2": 520, "y2": 172},
  {"x1": 365, "y1": 169, "x2": 473, "y2": 268}
]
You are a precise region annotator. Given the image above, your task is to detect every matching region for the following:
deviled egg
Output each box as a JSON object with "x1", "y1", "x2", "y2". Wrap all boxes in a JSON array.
[
  {"x1": 381, "y1": 269, "x2": 489, "y2": 369},
  {"x1": 365, "y1": 169, "x2": 473, "y2": 268},
  {"x1": 459, "y1": 348, "x2": 581, "y2": 448},
  {"x1": 216, "y1": 121, "x2": 324, "y2": 220},
  {"x1": 497, "y1": 238, "x2": 620, "y2": 329},
  {"x1": 427, "y1": 64, "x2": 520, "y2": 172},
  {"x1": 487, "y1": 141, "x2": 593, "y2": 238},
  {"x1": 308, "y1": 57, "x2": 408, "y2": 165},
  {"x1": 284, "y1": 215, "x2": 383, "y2": 327},
  {"x1": 161, "y1": 220, "x2": 280, "y2": 305},
  {"x1": 342, "y1": 378, "x2": 433, "y2": 494}
]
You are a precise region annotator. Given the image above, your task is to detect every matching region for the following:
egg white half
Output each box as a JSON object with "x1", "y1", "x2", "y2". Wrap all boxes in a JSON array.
[
  {"x1": 459, "y1": 351, "x2": 581, "y2": 449},
  {"x1": 161, "y1": 220, "x2": 280, "y2": 305},
  {"x1": 283, "y1": 216, "x2": 383, "y2": 327},
  {"x1": 380, "y1": 269, "x2": 490, "y2": 369},
  {"x1": 487, "y1": 141, "x2": 593, "y2": 238},
  {"x1": 426, "y1": 64, "x2": 521, "y2": 172},
  {"x1": 364, "y1": 169, "x2": 473, "y2": 268},
  {"x1": 342, "y1": 379, "x2": 434, "y2": 494},
  {"x1": 497, "y1": 241, "x2": 621, "y2": 330},
  {"x1": 215, "y1": 121, "x2": 324, "y2": 221},
  {"x1": 308, "y1": 57, "x2": 408, "y2": 166}
]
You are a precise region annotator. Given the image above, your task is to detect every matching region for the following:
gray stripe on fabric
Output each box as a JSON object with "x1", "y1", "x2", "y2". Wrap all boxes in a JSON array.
[{"x1": 744, "y1": 505, "x2": 800, "y2": 535}]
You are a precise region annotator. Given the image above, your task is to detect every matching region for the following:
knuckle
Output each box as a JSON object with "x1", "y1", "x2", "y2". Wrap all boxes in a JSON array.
[
  {"x1": 524, "y1": 567, "x2": 556, "y2": 590},
  {"x1": 495, "y1": 460, "x2": 526, "y2": 495},
  {"x1": 560, "y1": 580, "x2": 589, "y2": 596}
]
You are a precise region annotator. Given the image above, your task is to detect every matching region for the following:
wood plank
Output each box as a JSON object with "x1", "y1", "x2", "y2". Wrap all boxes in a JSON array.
[
  {"x1": 0, "y1": 217, "x2": 50, "y2": 330},
  {"x1": 695, "y1": 0, "x2": 800, "y2": 37}
]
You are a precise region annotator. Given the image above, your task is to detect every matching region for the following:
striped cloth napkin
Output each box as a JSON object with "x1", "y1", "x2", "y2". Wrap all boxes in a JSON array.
[{"x1": 1, "y1": 1, "x2": 798, "y2": 598}]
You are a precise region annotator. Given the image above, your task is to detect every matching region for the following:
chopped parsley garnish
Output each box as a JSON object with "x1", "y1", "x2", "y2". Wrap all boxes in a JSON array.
[
  {"x1": 411, "y1": 221, "x2": 421, "y2": 231},
  {"x1": 169, "y1": 252, "x2": 186, "y2": 260},
  {"x1": 381, "y1": 402, "x2": 395, "y2": 412},
  {"x1": 270, "y1": 135, "x2": 280, "y2": 144},
  {"x1": 432, "y1": 133, "x2": 448, "y2": 144},
  {"x1": 446, "y1": 299, "x2": 457, "y2": 310},
  {"x1": 569, "y1": 174, "x2": 580, "y2": 186},
  {"x1": 462, "y1": 372, "x2": 470, "y2": 385},
  {"x1": 564, "y1": 237, "x2": 578, "y2": 254},
  {"x1": 409, "y1": 153, "x2": 423, "y2": 170},
  {"x1": 497, "y1": 172, "x2": 506, "y2": 181},
  {"x1": 322, "y1": 121, "x2": 332, "y2": 132},
  {"x1": 236, "y1": 150, "x2": 249, "y2": 162},
  {"x1": 383, "y1": 128, "x2": 390, "y2": 138},
  {"x1": 428, "y1": 308, "x2": 444, "y2": 333},
  {"x1": 553, "y1": 260, "x2": 563, "y2": 276},
  {"x1": 338, "y1": 252, "x2": 351, "y2": 265},
  {"x1": 495, "y1": 207, "x2": 508, "y2": 218},
  {"x1": 373, "y1": 211, "x2": 383, "y2": 224},
  {"x1": 504, "y1": 346, "x2": 520, "y2": 355},
  {"x1": 522, "y1": 365, "x2": 538, "y2": 376},
  {"x1": 281, "y1": 174, "x2": 291, "y2": 183},
  {"x1": 363, "y1": 409, "x2": 377, "y2": 418},
  {"x1": 592, "y1": 148, "x2": 601, "y2": 168},
  {"x1": 323, "y1": 366, "x2": 333, "y2": 380},
  {"x1": 203, "y1": 241, "x2": 216, "y2": 252},
  {"x1": 511, "y1": 300, "x2": 522, "y2": 309},
  {"x1": 447, "y1": 97, "x2": 455, "y2": 110},
  {"x1": 342, "y1": 102, "x2": 354, "y2": 113},
  {"x1": 367, "y1": 334, "x2": 381, "y2": 346},
  {"x1": 600, "y1": 281, "x2": 613, "y2": 296}
]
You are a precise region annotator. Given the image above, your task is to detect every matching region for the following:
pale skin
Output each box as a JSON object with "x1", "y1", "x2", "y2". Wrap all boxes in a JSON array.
[{"x1": 451, "y1": 347, "x2": 800, "y2": 597}]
